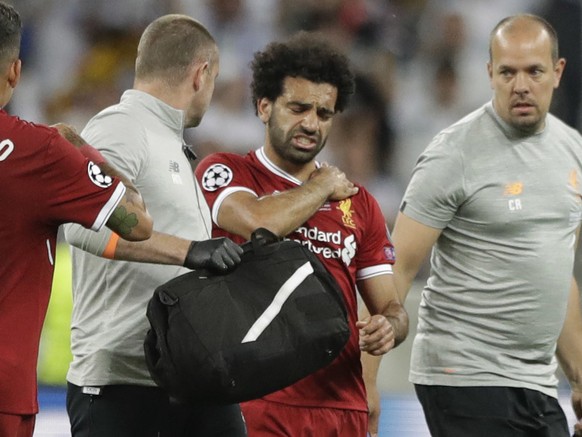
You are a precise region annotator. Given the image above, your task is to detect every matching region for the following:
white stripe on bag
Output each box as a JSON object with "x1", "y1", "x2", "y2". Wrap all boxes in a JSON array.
[{"x1": 241, "y1": 261, "x2": 314, "y2": 343}]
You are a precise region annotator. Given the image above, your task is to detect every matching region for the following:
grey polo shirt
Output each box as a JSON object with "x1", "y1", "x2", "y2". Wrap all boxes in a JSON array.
[{"x1": 402, "y1": 101, "x2": 582, "y2": 398}]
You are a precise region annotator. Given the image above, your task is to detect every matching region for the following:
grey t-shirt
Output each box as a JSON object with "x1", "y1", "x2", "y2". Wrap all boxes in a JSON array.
[
  {"x1": 402, "y1": 101, "x2": 582, "y2": 397},
  {"x1": 65, "y1": 90, "x2": 212, "y2": 386}
]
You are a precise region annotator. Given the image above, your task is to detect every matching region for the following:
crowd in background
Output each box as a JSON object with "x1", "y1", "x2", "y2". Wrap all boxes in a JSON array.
[
  {"x1": 8, "y1": 0, "x2": 582, "y2": 226},
  {"x1": 5, "y1": 0, "x2": 582, "y2": 388}
]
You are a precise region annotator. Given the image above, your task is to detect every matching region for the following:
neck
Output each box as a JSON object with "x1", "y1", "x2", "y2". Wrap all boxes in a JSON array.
[
  {"x1": 134, "y1": 80, "x2": 189, "y2": 111},
  {"x1": 263, "y1": 145, "x2": 317, "y2": 182},
  {"x1": 0, "y1": 87, "x2": 12, "y2": 109}
]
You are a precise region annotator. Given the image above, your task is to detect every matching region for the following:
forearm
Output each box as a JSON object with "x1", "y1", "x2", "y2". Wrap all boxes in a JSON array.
[
  {"x1": 393, "y1": 266, "x2": 417, "y2": 305},
  {"x1": 65, "y1": 223, "x2": 190, "y2": 265},
  {"x1": 361, "y1": 349, "x2": 381, "y2": 387},
  {"x1": 256, "y1": 180, "x2": 330, "y2": 235},
  {"x1": 360, "y1": 304, "x2": 383, "y2": 380},
  {"x1": 391, "y1": 212, "x2": 441, "y2": 302},
  {"x1": 358, "y1": 274, "x2": 409, "y2": 352},
  {"x1": 113, "y1": 231, "x2": 190, "y2": 264},
  {"x1": 220, "y1": 181, "x2": 331, "y2": 240},
  {"x1": 382, "y1": 300, "x2": 409, "y2": 347},
  {"x1": 557, "y1": 278, "x2": 582, "y2": 392}
]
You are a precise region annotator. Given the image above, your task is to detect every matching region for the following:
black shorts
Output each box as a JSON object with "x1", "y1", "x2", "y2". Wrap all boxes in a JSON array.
[
  {"x1": 66, "y1": 382, "x2": 247, "y2": 437},
  {"x1": 414, "y1": 384, "x2": 569, "y2": 437}
]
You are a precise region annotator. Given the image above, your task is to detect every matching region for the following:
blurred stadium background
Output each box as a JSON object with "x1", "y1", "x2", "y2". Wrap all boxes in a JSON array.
[{"x1": 9, "y1": 0, "x2": 579, "y2": 435}]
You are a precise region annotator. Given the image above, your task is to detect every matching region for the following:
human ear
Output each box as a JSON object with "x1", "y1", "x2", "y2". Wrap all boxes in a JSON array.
[
  {"x1": 486, "y1": 62, "x2": 494, "y2": 89},
  {"x1": 192, "y1": 61, "x2": 209, "y2": 92},
  {"x1": 553, "y1": 58, "x2": 566, "y2": 88},
  {"x1": 7, "y1": 59, "x2": 21, "y2": 89},
  {"x1": 257, "y1": 98, "x2": 272, "y2": 123}
]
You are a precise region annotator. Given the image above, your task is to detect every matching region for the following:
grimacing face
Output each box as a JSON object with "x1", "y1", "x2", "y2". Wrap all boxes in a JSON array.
[
  {"x1": 487, "y1": 21, "x2": 565, "y2": 134},
  {"x1": 259, "y1": 76, "x2": 338, "y2": 172}
]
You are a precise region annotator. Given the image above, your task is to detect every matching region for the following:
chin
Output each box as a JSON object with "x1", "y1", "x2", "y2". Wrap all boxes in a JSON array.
[
  {"x1": 512, "y1": 119, "x2": 541, "y2": 135},
  {"x1": 186, "y1": 116, "x2": 202, "y2": 129}
]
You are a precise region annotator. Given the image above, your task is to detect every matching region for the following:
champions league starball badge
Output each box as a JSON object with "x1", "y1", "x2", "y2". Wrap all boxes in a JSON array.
[
  {"x1": 87, "y1": 161, "x2": 113, "y2": 188},
  {"x1": 202, "y1": 163, "x2": 233, "y2": 191}
]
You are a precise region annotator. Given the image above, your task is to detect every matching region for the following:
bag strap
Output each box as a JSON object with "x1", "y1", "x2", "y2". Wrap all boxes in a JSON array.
[{"x1": 189, "y1": 228, "x2": 281, "y2": 278}]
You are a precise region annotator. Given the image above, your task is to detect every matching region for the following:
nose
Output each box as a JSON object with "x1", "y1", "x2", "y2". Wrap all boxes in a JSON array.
[
  {"x1": 301, "y1": 109, "x2": 319, "y2": 133},
  {"x1": 513, "y1": 72, "x2": 530, "y2": 95}
]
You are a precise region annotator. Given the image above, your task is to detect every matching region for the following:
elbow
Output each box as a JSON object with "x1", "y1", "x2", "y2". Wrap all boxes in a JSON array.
[
  {"x1": 108, "y1": 208, "x2": 153, "y2": 242},
  {"x1": 247, "y1": 214, "x2": 290, "y2": 239},
  {"x1": 122, "y1": 211, "x2": 153, "y2": 241},
  {"x1": 108, "y1": 190, "x2": 154, "y2": 241},
  {"x1": 229, "y1": 213, "x2": 285, "y2": 241}
]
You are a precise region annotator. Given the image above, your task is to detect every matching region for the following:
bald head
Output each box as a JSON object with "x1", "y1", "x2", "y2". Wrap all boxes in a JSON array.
[
  {"x1": 135, "y1": 14, "x2": 217, "y2": 87},
  {"x1": 487, "y1": 14, "x2": 565, "y2": 135},
  {"x1": 489, "y1": 14, "x2": 559, "y2": 64}
]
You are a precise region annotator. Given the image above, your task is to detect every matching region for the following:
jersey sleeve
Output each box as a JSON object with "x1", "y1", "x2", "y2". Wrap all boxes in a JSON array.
[
  {"x1": 355, "y1": 187, "x2": 395, "y2": 281},
  {"x1": 400, "y1": 132, "x2": 466, "y2": 229},
  {"x1": 195, "y1": 153, "x2": 258, "y2": 226},
  {"x1": 41, "y1": 131, "x2": 125, "y2": 231}
]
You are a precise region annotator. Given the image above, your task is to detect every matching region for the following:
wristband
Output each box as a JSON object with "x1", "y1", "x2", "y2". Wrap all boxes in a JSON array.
[
  {"x1": 78, "y1": 144, "x2": 106, "y2": 165},
  {"x1": 102, "y1": 232, "x2": 120, "y2": 259}
]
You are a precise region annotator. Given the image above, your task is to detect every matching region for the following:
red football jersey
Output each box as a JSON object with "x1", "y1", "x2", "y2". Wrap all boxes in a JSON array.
[
  {"x1": 195, "y1": 148, "x2": 395, "y2": 411},
  {"x1": 0, "y1": 111, "x2": 125, "y2": 414}
]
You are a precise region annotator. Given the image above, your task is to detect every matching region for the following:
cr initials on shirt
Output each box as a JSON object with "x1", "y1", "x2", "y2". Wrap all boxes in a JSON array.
[
  {"x1": 0, "y1": 139, "x2": 14, "y2": 161},
  {"x1": 508, "y1": 199, "x2": 522, "y2": 211}
]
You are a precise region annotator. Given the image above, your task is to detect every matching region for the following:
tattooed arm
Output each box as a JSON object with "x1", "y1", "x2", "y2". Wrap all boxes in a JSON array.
[{"x1": 53, "y1": 123, "x2": 152, "y2": 241}]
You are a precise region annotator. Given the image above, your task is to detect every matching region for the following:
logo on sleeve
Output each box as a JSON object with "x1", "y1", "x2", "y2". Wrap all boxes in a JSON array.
[
  {"x1": 202, "y1": 163, "x2": 233, "y2": 191},
  {"x1": 87, "y1": 161, "x2": 113, "y2": 188},
  {"x1": 383, "y1": 246, "x2": 396, "y2": 263}
]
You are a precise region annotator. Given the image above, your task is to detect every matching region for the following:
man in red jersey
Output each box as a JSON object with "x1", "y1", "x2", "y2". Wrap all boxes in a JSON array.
[
  {"x1": 195, "y1": 32, "x2": 408, "y2": 437},
  {"x1": 0, "y1": 3, "x2": 153, "y2": 437}
]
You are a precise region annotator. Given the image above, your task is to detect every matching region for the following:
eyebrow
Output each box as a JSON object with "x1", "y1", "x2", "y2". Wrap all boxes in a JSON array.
[
  {"x1": 496, "y1": 60, "x2": 546, "y2": 70},
  {"x1": 287, "y1": 101, "x2": 335, "y2": 116}
]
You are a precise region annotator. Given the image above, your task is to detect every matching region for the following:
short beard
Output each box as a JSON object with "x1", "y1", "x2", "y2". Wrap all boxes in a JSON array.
[
  {"x1": 510, "y1": 117, "x2": 542, "y2": 136},
  {"x1": 269, "y1": 127, "x2": 325, "y2": 165}
]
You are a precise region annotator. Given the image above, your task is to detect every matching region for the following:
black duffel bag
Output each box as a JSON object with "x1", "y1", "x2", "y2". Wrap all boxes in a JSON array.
[{"x1": 144, "y1": 228, "x2": 350, "y2": 405}]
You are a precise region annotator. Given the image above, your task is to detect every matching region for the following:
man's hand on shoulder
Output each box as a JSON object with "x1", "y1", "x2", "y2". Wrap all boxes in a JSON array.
[{"x1": 308, "y1": 163, "x2": 358, "y2": 201}]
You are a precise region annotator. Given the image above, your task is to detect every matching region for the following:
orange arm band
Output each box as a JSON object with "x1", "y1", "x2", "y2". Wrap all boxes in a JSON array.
[{"x1": 102, "y1": 232, "x2": 120, "y2": 259}]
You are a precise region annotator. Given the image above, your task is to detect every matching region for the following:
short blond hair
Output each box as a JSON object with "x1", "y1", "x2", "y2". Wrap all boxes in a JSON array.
[{"x1": 135, "y1": 14, "x2": 216, "y2": 86}]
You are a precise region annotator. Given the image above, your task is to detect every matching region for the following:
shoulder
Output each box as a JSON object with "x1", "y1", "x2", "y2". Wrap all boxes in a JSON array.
[
  {"x1": 547, "y1": 113, "x2": 582, "y2": 141},
  {"x1": 85, "y1": 107, "x2": 145, "y2": 135},
  {"x1": 83, "y1": 107, "x2": 148, "y2": 155},
  {"x1": 2, "y1": 112, "x2": 57, "y2": 144},
  {"x1": 417, "y1": 104, "x2": 494, "y2": 174},
  {"x1": 196, "y1": 152, "x2": 253, "y2": 175},
  {"x1": 196, "y1": 152, "x2": 258, "y2": 193},
  {"x1": 434, "y1": 104, "x2": 492, "y2": 148},
  {"x1": 198, "y1": 152, "x2": 248, "y2": 167}
]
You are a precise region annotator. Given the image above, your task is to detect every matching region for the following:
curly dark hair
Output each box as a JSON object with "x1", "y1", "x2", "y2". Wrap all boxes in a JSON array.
[{"x1": 250, "y1": 31, "x2": 355, "y2": 115}]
